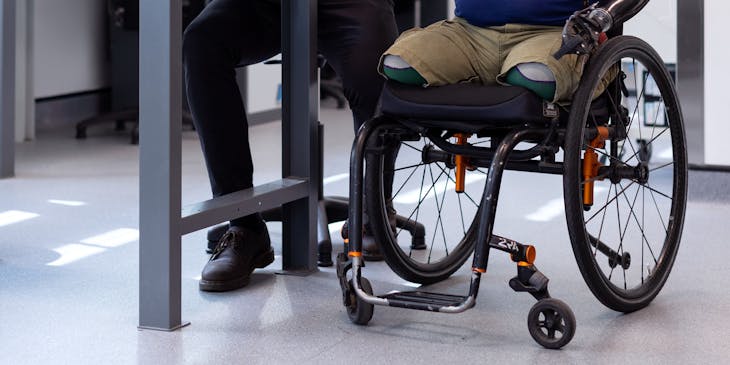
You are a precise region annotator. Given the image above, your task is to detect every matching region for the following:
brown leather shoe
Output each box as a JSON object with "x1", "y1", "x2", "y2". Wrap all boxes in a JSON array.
[{"x1": 199, "y1": 226, "x2": 274, "y2": 292}]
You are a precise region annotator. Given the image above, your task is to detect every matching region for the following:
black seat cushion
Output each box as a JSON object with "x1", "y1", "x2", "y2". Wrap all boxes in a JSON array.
[{"x1": 380, "y1": 81, "x2": 553, "y2": 130}]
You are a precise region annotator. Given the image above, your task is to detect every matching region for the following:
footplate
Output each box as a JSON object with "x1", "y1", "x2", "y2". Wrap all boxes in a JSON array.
[{"x1": 380, "y1": 291, "x2": 468, "y2": 312}]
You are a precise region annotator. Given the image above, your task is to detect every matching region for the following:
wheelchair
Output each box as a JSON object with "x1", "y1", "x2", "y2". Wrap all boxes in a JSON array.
[{"x1": 335, "y1": 34, "x2": 687, "y2": 349}]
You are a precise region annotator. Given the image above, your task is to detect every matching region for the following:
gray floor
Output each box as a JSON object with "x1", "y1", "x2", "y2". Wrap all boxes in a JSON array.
[{"x1": 1, "y1": 106, "x2": 729, "y2": 364}]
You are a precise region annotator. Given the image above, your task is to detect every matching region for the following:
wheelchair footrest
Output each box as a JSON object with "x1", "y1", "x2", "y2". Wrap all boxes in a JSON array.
[{"x1": 380, "y1": 291, "x2": 467, "y2": 312}]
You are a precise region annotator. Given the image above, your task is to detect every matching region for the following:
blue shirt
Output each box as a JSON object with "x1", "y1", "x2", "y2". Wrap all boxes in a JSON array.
[{"x1": 455, "y1": 0, "x2": 587, "y2": 27}]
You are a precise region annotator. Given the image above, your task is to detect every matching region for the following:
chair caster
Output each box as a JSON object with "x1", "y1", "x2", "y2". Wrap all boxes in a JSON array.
[
  {"x1": 76, "y1": 126, "x2": 87, "y2": 139},
  {"x1": 527, "y1": 298, "x2": 576, "y2": 349},
  {"x1": 318, "y1": 239, "x2": 333, "y2": 267},
  {"x1": 346, "y1": 277, "x2": 374, "y2": 325}
]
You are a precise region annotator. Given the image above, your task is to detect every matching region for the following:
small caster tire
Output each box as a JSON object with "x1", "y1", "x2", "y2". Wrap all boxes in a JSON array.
[
  {"x1": 527, "y1": 298, "x2": 576, "y2": 349},
  {"x1": 347, "y1": 277, "x2": 374, "y2": 325}
]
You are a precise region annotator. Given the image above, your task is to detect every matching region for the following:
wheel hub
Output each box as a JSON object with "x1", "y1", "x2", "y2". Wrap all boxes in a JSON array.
[{"x1": 636, "y1": 162, "x2": 649, "y2": 184}]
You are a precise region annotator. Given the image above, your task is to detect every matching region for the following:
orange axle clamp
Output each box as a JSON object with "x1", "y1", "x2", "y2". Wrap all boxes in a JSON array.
[
  {"x1": 583, "y1": 126, "x2": 609, "y2": 207},
  {"x1": 454, "y1": 133, "x2": 472, "y2": 193}
]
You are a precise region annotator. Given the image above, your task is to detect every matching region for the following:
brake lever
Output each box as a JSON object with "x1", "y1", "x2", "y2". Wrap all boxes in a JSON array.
[{"x1": 553, "y1": 6, "x2": 602, "y2": 60}]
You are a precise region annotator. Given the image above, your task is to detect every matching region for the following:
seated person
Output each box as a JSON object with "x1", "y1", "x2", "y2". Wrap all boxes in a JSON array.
[
  {"x1": 183, "y1": 0, "x2": 397, "y2": 292},
  {"x1": 379, "y1": 0, "x2": 649, "y2": 103}
]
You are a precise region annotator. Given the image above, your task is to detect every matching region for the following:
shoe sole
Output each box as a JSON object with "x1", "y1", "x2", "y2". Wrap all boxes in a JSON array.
[{"x1": 199, "y1": 248, "x2": 275, "y2": 292}]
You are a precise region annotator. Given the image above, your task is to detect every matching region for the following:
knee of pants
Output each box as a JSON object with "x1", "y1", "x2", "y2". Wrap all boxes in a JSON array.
[
  {"x1": 182, "y1": 20, "x2": 230, "y2": 69},
  {"x1": 182, "y1": 22, "x2": 207, "y2": 65}
]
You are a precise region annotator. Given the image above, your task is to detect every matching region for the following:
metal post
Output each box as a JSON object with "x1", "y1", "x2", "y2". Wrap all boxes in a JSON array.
[
  {"x1": 677, "y1": 0, "x2": 704, "y2": 166},
  {"x1": 281, "y1": 0, "x2": 319, "y2": 272},
  {"x1": 0, "y1": 0, "x2": 16, "y2": 178},
  {"x1": 138, "y1": 0, "x2": 187, "y2": 331}
]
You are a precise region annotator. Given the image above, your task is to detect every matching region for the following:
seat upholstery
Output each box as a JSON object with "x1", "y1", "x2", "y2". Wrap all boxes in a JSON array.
[{"x1": 380, "y1": 81, "x2": 554, "y2": 131}]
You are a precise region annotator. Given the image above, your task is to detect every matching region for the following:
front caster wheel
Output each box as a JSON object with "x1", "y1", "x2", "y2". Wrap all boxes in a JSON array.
[
  {"x1": 347, "y1": 277, "x2": 374, "y2": 325},
  {"x1": 527, "y1": 298, "x2": 576, "y2": 349}
]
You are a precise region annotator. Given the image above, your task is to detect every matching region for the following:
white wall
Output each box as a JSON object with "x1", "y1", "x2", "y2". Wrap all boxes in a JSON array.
[
  {"x1": 247, "y1": 61, "x2": 281, "y2": 114},
  {"x1": 33, "y1": 0, "x2": 108, "y2": 99},
  {"x1": 704, "y1": 1, "x2": 730, "y2": 166},
  {"x1": 623, "y1": 1, "x2": 677, "y2": 63}
]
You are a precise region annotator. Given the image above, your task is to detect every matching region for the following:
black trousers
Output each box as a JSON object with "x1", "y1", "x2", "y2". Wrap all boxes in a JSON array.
[{"x1": 183, "y1": 0, "x2": 398, "y2": 210}]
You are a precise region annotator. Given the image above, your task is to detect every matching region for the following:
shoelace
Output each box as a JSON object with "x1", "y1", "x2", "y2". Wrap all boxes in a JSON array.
[{"x1": 210, "y1": 231, "x2": 244, "y2": 260}]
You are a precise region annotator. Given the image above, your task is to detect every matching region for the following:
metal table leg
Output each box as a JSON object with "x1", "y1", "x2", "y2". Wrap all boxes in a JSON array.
[{"x1": 138, "y1": 0, "x2": 319, "y2": 330}]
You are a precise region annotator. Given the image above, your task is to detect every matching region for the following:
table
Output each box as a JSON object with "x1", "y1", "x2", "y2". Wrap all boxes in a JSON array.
[
  {"x1": 138, "y1": 0, "x2": 319, "y2": 331},
  {"x1": 0, "y1": 0, "x2": 15, "y2": 178}
]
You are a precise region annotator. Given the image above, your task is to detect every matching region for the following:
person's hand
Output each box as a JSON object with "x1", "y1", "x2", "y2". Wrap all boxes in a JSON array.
[{"x1": 554, "y1": 5, "x2": 612, "y2": 60}]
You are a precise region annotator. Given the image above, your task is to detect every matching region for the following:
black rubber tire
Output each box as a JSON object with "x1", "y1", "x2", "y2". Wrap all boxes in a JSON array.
[
  {"x1": 364, "y1": 126, "x2": 483, "y2": 284},
  {"x1": 527, "y1": 298, "x2": 576, "y2": 349},
  {"x1": 563, "y1": 36, "x2": 687, "y2": 312},
  {"x1": 347, "y1": 277, "x2": 374, "y2": 325}
]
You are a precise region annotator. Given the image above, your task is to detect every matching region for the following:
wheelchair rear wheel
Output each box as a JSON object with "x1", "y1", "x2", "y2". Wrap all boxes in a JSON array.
[
  {"x1": 365, "y1": 125, "x2": 487, "y2": 284},
  {"x1": 564, "y1": 36, "x2": 687, "y2": 312}
]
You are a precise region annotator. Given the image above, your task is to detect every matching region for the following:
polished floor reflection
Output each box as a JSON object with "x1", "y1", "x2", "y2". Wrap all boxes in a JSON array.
[{"x1": 1, "y1": 105, "x2": 728, "y2": 364}]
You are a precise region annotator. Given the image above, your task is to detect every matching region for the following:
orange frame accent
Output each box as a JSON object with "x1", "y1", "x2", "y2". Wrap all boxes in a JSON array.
[
  {"x1": 583, "y1": 126, "x2": 609, "y2": 207},
  {"x1": 454, "y1": 133, "x2": 471, "y2": 193}
]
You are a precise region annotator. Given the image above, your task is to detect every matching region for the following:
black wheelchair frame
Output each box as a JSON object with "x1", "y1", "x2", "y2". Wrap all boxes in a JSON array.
[{"x1": 336, "y1": 35, "x2": 687, "y2": 349}]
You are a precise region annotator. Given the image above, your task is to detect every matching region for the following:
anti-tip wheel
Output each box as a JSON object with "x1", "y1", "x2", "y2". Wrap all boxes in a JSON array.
[
  {"x1": 527, "y1": 298, "x2": 576, "y2": 349},
  {"x1": 347, "y1": 277, "x2": 374, "y2": 325}
]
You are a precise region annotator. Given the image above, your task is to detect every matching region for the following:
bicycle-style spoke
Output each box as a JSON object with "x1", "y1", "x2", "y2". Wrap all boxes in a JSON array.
[
  {"x1": 642, "y1": 182, "x2": 672, "y2": 201},
  {"x1": 615, "y1": 65, "x2": 652, "y2": 163},
  {"x1": 424, "y1": 164, "x2": 451, "y2": 263},
  {"x1": 650, "y1": 161, "x2": 673, "y2": 172},
  {"x1": 401, "y1": 141, "x2": 423, "y2": 154},
  {"x1": 398, "y1": 161, "x2": 429, "y2": 255},
  {"x1": 585, "y1": 181, "x2": 636, "y2": 224},
  {"x1": 436, "y1": 164, "x2": 482, "y2": 208},
  {"x1": 642, "y1": 182, "x2": 646, "y2": 284},
  {"x1": 645, "y1": 182, "x2": 670, "y2": 234},
  {"x1": 631, "y1": 59, "x2": 644, "y2": 143},
  {"x1": 392, "y1": 161, "x2": 426, "y2": 198},
  {"x1": 394, "y1": 162, "x2": 427, "y2": 173},
  {"x1": 618, "y1": 182, "x2": 659, "y2": 265},
  {"x1": 607, "y1": 184, "x2": 625, "y2": 284},
  {"x1": 591, "y1": 180, "x2": 614, "y2": 258},
  {"x1": 585, "y1": 144, "x2": 631, "y2": 169},
  {"x1": 624, "y1": 127, "x2": 670, "y2": 163}
]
